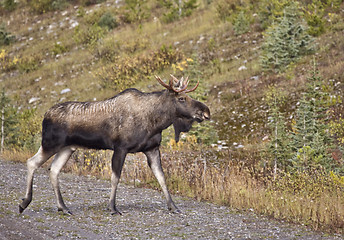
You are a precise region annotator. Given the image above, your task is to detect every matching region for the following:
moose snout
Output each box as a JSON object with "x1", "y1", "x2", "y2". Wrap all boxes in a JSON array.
[
  {"x1": 203, "y1": 111, "x2": 210, "y2": 120},
  {"x1": 194, "y1": 109, "x2": 210, "y2": 122}
]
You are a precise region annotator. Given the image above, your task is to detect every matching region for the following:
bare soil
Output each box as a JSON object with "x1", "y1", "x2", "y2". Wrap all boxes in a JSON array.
[{"x1": 0, "y1": 159, "x2": 342, "y2": 240}]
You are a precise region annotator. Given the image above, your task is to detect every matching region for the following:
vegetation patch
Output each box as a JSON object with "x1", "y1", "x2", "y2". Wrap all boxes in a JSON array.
[{"x1": 1, "y1": 0, "x2": 344, "y2": 234}]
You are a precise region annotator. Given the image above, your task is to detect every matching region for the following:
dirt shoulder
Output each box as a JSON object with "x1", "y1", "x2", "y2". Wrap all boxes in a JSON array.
[{"x1": 0, "y1": 159, "x2": 342, "y2": 239}]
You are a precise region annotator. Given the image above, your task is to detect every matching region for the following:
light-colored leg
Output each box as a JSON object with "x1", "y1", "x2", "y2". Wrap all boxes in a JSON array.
[
  {"x1": 109, "y1": 148, "x2": 127, "y2": 215},
  {"x1": 19, "y1": 146, "x2": 53, "y2": 213},
  {"x1": 144, "y1": 148, "x2": 180, "y2": 213},
  {"x1": 50, "y1": 147, "x2": 74, "y2": 214}
]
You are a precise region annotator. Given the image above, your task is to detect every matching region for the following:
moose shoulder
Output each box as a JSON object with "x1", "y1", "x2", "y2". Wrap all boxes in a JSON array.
[{"x1": 19, "y1": 75, "x2": 210, "y2": 215}]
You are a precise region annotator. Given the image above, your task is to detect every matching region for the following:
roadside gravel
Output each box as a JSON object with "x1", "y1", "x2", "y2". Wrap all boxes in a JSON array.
[{"x1": 0, "y1": 159, "x2": 342, "y2": 239}]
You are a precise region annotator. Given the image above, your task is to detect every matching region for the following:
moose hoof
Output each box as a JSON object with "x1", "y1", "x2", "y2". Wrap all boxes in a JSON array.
[
  {"x1": 171, "y1": 208, "x2": 182, "y2": 214},
  {"x1": 19, "y1": 198, "x2": 31, "y2": 214},
  {"x1": 58, "y1": 208, "x2": 73, "y2": 215},
  {"x1": 19, "y1": 205, "x2": 25, "y2": 214},
  {"x1": 111, "y1": 210, "x2": 122, "y2": 216}
]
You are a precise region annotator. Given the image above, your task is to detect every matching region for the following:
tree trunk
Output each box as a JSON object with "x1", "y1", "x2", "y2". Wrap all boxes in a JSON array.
[{"x1": 1, "y1": 108, "x2": 4, "y2": 153}]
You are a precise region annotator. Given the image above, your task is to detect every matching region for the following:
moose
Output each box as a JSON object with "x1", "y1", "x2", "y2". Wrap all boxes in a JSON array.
[{"x1": 19, "y1": 75, "x2": 210, "y2": 215}]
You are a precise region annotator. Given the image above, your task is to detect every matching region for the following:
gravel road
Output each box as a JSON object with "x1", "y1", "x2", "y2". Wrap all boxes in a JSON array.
[{"x1": 0, "y1": 159, "x2": 342, "y2": 239}]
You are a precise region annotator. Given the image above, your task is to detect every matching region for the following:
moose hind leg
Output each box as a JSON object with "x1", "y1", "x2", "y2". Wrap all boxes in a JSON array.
[
  {"x1": 144, "y1": 148, "x2": 180, "y2": 213},
  {"x1": 50, "y1": 147, "x2": 74, "y2": 214},
  {"x1": 19, "y1": 146, "x2": 52, "y2": 213},
  {"x1": 109, "y1": 149, "x2": 127, "y2": 215}
]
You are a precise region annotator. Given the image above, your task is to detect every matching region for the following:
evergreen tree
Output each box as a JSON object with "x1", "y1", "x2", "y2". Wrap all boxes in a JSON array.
[
  {"x1": 0, "y1": 89, "x2": 16, "y2": 152},
  {"x1": 289, "y1": 69, "x2": 335, "y2": 172},
  {"x1": 265, "y1": 87, "x2": 291, "y2": 176},
  {"x1": 261, "y1": 3, "x2": 314, "y2": 72},
  {"x1": 233, "y1": 11, "x2": 250, "y2": 36}
]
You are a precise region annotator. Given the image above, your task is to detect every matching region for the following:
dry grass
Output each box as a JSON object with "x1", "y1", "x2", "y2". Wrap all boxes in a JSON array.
[
  {"x1": 1, "y1": 0, "x2": 344, "y2": 235},
  {"x1": 119, "y1": 146, "x2": 344, "y2": 234},
  {"x1": 53, "y1": 143, "x2": 344, "y2": 234},
  {"x1": 3, "y1": 136, "x2": 343, "y2": 234},
  {"x1": 0, "y1": 149, "x2": 35, "y2": 163}
]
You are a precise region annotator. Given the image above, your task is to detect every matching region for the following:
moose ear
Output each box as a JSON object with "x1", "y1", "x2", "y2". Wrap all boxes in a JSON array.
[{"x1": 172, "y1": 118, "x2": 194, "y2": 142}]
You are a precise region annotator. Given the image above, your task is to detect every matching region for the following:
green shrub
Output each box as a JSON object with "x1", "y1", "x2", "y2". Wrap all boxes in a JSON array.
[
  {"x1": 97, "y1": 45, "x2": 184, "y2": 90},
  {"x1": 215, "y1": 0, "x2": 250, "y2": 22},
  {"x1": 28, "y1": 0, "x2": 71, "y2": 13},
  {"x1": 29, "y1": 0, "x2": 54, "y2": 14},
  {"x1": 232, "y1": 11, "x2": 250, "y2": 35},
  {"x1": 258, "y1": 0, "x2": 296, "y2": 30},
  {"x1": 73, "y1": 24, "x2": 105, "y2": 49},
  {"x1": 159, "y1": 0, "x2": 198, "y2": 23},
  {"x1": 51, "y1": 42, "x2": 68, "y2": 56},
  {"x1": 98, "y1": 12, "x2": 118, "y2": 30},
  {"x1": 0, "y1": 24, "x2": 15, "y2": 46},
  {"x1": 51, "y1": 0, "x2": 68, "y2": 11},
  {"x1": 123, "y1": 0, "x2": 150, "y2": 24},
  {"x1": 80, "y1": 0, "x2": 106, "y2": 7},
  {"x1": 0, "y1": 49, "x2": 19, "y2": 72},
  {"x1": 1, "y1": 0, "x2": 17, "y2": 12},
  {"x1": 17, "y1": 55, "x2": 41, "y2": 73},
  {"x1": 330, "y1": 118, "x2": 344, "y2": 145},
  {"x1": 15, "y1": 109, "x2": 41, "y2": 151},
  {"x1": 304, "y1": 0, "x2": 326, "y2": 36}
]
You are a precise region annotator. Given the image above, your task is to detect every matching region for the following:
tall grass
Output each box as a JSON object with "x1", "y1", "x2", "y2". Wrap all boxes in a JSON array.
[
  {"x1": 122, "y1": 147, "x2": 343, "y2": 233},
  {"x1": 61, "y1": 144, "x2": 344, "y2": 234}
]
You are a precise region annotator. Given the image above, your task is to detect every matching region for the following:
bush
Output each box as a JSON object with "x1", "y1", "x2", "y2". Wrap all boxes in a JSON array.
[
  {"x1": 80, "y1": 0, "x2": 106, "y2": 7},
  {"x1": 257, "y1": 0, "x2": 292, "y2": 30},
  {"x1": 13, "y1": 109, "x2": 41, "y2": 151},
  {"x1": 51, "y1": 42, "x2": 68, "y2": 56},
  {"x1": 232, "y1": 11, "x2": 250, "y2": 35},
  {"x1": 17, "y1": 55, "x2": 41, "y2": 73},
  {"x1": 330, "y1": 118, "x2": 344, "y2": 145},
  {"x1": 0, "y1": 24, "x2": 15, "y2": 46},
  {"x1": 1, "y1": 0, "x2": 17, "y2": 12},
  {"x1": 123, "y1": 0, "x2": 150, "y2": 24},
  {"x1": 73, "y1": 24, "x2": 105, "y2": 49},
  {"x1": 98, "y1": 12, "x2": 118, "y2": 30},
  {"x1": 29, "y1": 0, "x2": 54, "y2": 14},
  {"x1": 0, "y1": 49, "x2": 19, "y2": 72},
  {"x1": 159, "y1": 0, "x2": 198, "y2": 23},
  {"x1": 28, "y1": 0, "x2": 71, "y2": 13},
  {"x1": 304, "y1": 0, "x2": 326, "y2": 36},
  {"x1": 97, "y1": 45, "x2": 184, "y2": 90},
  {"x1": 215, "y1": 0, "x2": 252, "y2": 22}
]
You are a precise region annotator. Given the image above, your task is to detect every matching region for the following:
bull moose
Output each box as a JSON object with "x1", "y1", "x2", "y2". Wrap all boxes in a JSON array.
[{"x1": 19, "y1": 75, "x2": 210, "y2": 215}]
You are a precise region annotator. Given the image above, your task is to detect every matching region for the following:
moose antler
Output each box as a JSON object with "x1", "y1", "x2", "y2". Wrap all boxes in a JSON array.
[
  {"x1": 155, "y1": 75, "x2": 172, "y2": 90},
  {"x1": 155, "y1": 75, "x2": 199, "y2": 93}
]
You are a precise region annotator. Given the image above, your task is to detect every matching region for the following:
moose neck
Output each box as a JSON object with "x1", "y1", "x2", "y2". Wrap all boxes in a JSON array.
[{"x1": 147, "y1": 90, "x2": 177, "y2": 134}]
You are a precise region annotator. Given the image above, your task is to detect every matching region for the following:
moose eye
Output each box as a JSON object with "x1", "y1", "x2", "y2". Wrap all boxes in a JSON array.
[{"x1": 178, "y1": 97, "x2": 186, "y2": 102}]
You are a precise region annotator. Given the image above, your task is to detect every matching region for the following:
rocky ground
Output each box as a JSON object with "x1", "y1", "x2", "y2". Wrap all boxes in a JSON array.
[{"x1": 0, "y1": 159, "x2": 342, "y2": 240}]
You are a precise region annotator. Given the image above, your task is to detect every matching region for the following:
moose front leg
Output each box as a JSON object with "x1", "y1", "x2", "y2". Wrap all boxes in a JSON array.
[
  {"x1": 50, "y1": 147, "x2": 74, "y2": 214},
  {"x1": 144, "y1": 148, "x2": 180, "y2": 213},
  {"x1": 109, "y1": 148, "x2": 127, "y2": 215},
  {"x1": 19, "y1": 146, "x2": 53, "y2": 213}
]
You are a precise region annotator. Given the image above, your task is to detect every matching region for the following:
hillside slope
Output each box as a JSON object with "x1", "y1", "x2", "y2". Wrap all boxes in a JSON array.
[{"x1": 1, "y1": 0, "x2": 344, "y2": 234}]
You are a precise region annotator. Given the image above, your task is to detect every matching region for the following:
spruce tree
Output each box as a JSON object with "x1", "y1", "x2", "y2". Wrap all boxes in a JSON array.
[
  {"x1": 0, "y1": 89, "x2": 16, "y2": 152},
  {"x1": 265, "y1": 87, "x2": 291, "y2": 176},
  {"x1": 261, "y1": 3, "x2": 313, "y2": 72},
  {"x1": 289, "y1": 69, "x2": 335, "y2": 172}
]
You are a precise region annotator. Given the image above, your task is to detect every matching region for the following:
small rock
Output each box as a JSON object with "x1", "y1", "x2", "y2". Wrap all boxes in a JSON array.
[
  {"x1": 29, "y1": 97, "x2": 40, "y2": 104},
  {"x1": 250, "y1": 75, "x2": 259, "y2": 81},
  {"x1": 238, "y1": 65, "x2": 247, "y2": 71},
  {"x1": 60, "y1": 88, "x2": 71, "y2": 94}
]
